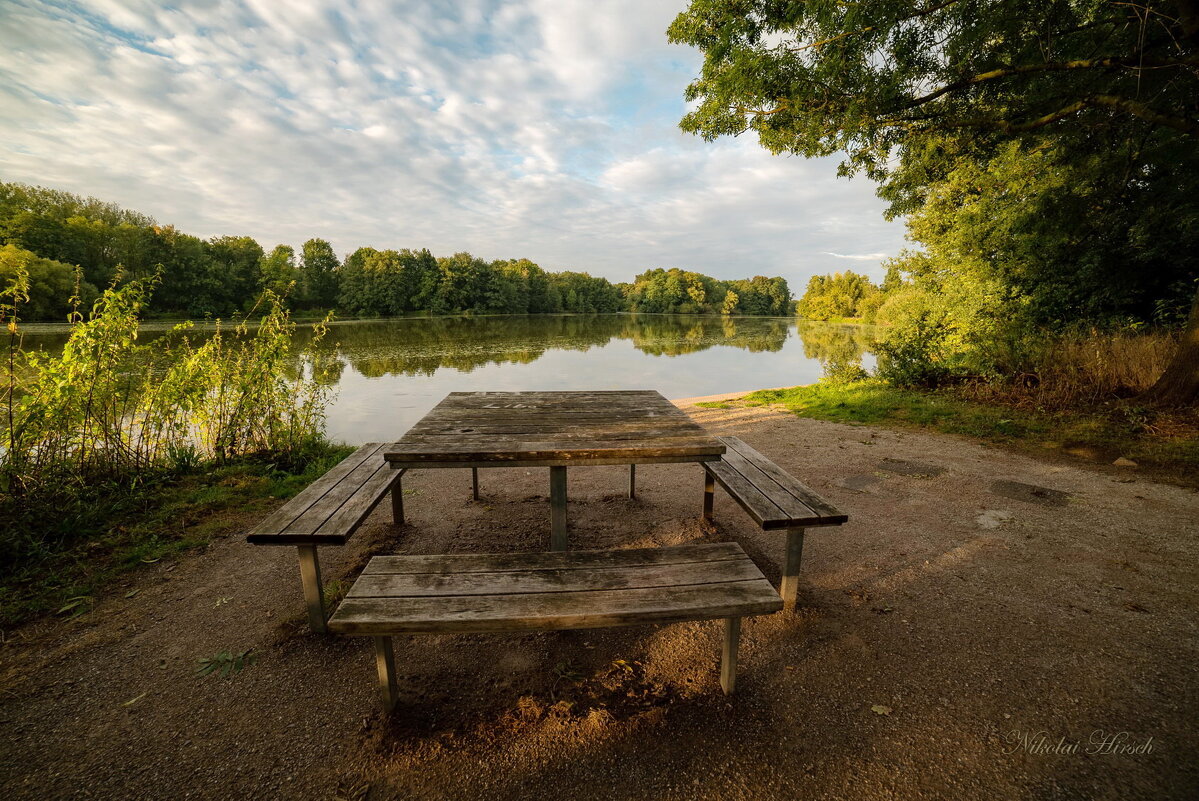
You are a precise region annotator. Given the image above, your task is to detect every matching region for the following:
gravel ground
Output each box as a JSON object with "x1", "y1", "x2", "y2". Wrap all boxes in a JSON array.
[{"x1": 1, "y1": 399, "x2": 1196, "y2": 800}]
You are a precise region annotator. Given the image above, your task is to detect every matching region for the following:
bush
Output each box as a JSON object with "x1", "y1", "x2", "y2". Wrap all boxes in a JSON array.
[{"x1": 1, "y1": 269, "x2": 334, "y2": 572}]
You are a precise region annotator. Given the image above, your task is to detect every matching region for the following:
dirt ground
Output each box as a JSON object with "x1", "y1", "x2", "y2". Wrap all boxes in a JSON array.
[{"x1": 1, "y1": 398, "x2": 1196, "y2": 800}]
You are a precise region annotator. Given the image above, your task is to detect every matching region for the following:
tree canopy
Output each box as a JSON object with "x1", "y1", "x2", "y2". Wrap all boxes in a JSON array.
[
  {"x1": 669, "y1": 0, "x2": 1198, "y2": 178},
  {"x1": 669, "y1": 0, "x2": 1199, "y2": 403}
]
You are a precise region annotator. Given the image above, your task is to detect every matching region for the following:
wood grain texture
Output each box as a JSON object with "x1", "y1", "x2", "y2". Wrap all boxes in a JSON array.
[
  {"x1": 364, "y1": 542, "x2": 747, "y2": 574},
  {"x1": 329, "y1": 581, "x2": 782, "y2": 634},
  {"x1": 384, "y1": 391, "x2": 724, "y2": 467},
  {"x1": 326, "y1": 543, "x2": 782, "y2": 635},
  {"x1": 347, "y1": 559, "x2": 765, "y2": 598},
  {"x1": 705, "y1": 436, "x2": 848, "y2": 530},
  {"x1": 246, "y1": 443, "x2": 406, "y2": 545}
]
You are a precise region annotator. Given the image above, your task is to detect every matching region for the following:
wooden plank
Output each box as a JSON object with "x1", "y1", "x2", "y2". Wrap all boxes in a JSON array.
[
  {"x1": 393, "y1": 431, "x2": 716, "y2": 447},
  {"x1": 436, "y1": 397, "x2": 663, "y2": 412},
  {"x1": 364, "y1": 543, "x2": 747, "y2": 575},
  {"x1": 247, "y1": 443, "x2": 382, "y2": 541},
  {"x1": 327, "y1": 580, "x2": 783, "y2": 635},
  {"x1": 385, "y1": 455, "x2": 723, "y2": 469},
  {"x1": 705, "y1": 458, "x2": 788, "y2": 527},
  {"x1": 384, "y1": 390, "x2": 724, "y2": 468},
  {"x1": 409, "y1": 422, "x2": 709, "y2": 436},
  {"x1": 390, "y1": 435, "x2": 722, "y2": 452},
  {"x1": 402, "y1": 414, "x2": 708, "y2": 430},
  {"x1": 347, "y1": 558, "x2": 764, "y2": 598},
  {"x1": 311, "y1": 463, "x2": 405, "y2": 539},
  {"x1": 414, "y1": 408, "x2": 679, "y2": 421},
  {"x1": 717, "y1": 445, "x2": 820, "y2": 523},
  {"x1": 722, "y1": 437, "x2": 847, "y2": 524},
  {"x1": 281, "y1": 444, "x2": 394, "y2": 538},
  {"x1": 399, "y1": 425, "x2": 712, "y2": 441}
]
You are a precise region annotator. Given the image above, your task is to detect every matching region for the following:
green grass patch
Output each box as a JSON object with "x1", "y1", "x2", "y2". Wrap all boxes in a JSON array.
[
  {"x1": 737, "y1": 380, "x2": 1199, "y2": 482},
  {"x1": 0, "y1": 443, "x2": 354, "y2": 628}
]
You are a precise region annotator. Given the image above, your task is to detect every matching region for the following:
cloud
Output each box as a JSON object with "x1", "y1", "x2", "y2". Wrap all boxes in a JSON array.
[
  {"x1": 823, "y1": 252, "x2": 891, "y2": 261},
  {"x1": 0, "y1": 0, "x2": 907, "y2": 288}
]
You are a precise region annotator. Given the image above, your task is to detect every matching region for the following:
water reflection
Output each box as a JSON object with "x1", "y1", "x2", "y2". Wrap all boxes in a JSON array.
[{"x1": 20, "y1": 314, "x2": 876, "y2": 442}]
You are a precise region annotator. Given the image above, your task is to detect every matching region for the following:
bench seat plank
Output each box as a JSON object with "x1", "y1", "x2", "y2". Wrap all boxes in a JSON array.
[
  {"x1": 330, "y1": 580, "x2": 780, "y2": 635},
  {"x1": 246, "y1": 442, "x2": 404, "y2": 545},
  {"x1": 347, "y1": 558, "x2": 766, "y2": 599},
  {"x1": 327, "y1": 543, "x2": 781, "y2": 635},
  {"x1": 706, "y1": 436, "x2": 848, "y2": 529},
  {"x1": 364, "y1": 542, "x2": 745, "y2": 575}
]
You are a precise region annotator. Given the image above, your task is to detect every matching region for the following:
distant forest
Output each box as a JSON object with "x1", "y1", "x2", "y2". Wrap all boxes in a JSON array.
[{"x1": 0, "y1": 182, "x2": 791, "y2": 321}]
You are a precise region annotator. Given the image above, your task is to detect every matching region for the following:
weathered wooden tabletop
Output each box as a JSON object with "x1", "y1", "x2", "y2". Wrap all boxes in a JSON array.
[{"x1": 384, "y1": 390, "x2": 725, "y2": 468}]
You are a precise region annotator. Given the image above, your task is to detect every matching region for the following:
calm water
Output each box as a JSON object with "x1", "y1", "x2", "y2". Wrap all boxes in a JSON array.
[{"x1": 20, "y1": 314, "x2": 876, "y2": 444}]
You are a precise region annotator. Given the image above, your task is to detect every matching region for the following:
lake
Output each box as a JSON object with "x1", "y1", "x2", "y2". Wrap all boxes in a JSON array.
[{"x1": 19, "y1": 314, "x2": 877, "y2": 444}]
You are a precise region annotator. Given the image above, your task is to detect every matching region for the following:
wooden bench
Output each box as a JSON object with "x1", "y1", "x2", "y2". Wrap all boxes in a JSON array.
[
  {"x1": 702, "y1": 436, "x2": 848, "y2": 610},
  {"x1": 327, "y1": 542, "x2": 782, "y2": 711},
  {"x1": 247, "y1": 443, "x2": 406, "y2": 633}
]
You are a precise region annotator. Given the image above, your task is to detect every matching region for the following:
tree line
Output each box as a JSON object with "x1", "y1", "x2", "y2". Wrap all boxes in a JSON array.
[{"x1": 0, "y1": 182, "x2": 790, "y2": 321}]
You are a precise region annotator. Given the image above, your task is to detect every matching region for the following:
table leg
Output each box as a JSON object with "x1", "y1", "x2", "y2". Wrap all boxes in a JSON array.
[
  {"x1": 628, "y1": 464, "x2": 636, "y2": 499},
  {"x1": 550, "y1": 466, "x2": 568, "y2": 551},
  {"x1": 702, "y1": 471, "x2": 715, "y2": 521},
  {"x1": 472, "y1": 467, "x2": 480, "y2": 501},
  {"x1": 390, "y1": 476, "x2": 404, "y2": 525}
]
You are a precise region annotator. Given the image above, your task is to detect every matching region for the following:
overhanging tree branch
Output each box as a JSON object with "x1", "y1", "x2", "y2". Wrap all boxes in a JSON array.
[
  {"x1": 938, "y1": 95, "x2": 1199, "y2": 135},
  {"x1": 899, "y1": 55, "x2": 1199, "y2": 111}
]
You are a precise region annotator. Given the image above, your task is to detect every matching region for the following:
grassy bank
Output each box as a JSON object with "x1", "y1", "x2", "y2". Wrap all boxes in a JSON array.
[
  {"x1": 0, "y1": 444, "x2": 353, "y2": 629},
  {"x1": 698, "y1": 380, "x2": 1199, "y2": 485}
]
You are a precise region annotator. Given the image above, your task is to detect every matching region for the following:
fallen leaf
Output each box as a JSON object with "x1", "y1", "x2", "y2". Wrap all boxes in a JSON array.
[
  {"x1": 870, "y1": 704, "x2": 893, "y2": 716},
  {"x1": 125, "y1": 590, "x2": 140, "y2": 599},
  {"x1": 122, "y1": 692, "x2": 148, "y2": 707}
]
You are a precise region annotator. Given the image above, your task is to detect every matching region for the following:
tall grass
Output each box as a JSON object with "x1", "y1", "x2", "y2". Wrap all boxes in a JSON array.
[
  {"x1": 1, "y1": 269, "x2": 334, "y2": 572},
  {"x1": 958, "y1": 329, "x2": 1178, "y2": 410}
]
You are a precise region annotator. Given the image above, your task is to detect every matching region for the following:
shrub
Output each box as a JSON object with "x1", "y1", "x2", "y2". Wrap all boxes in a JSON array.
[{"x1": 0, "y1": 271, "x2": 334, "y2": 571}]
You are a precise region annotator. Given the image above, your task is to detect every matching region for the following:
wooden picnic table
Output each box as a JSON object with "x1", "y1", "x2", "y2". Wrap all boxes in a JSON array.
[{"x1": 384, "y1": 390, "x2": 725, "y2": 550}]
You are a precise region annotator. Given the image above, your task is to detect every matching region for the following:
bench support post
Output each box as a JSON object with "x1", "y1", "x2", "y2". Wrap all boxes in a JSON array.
[
  {"x1": 550, "y1": 466, "x2": 568, "y2": 551},
  {"x1": 472, "y1": 468, "x2": 480, "y2": 501},
  {"x1": 391, "y1": 476, "x2": 404, "y2": 525},
  {"x1": 628, "y1": 464, "x2": 636, "y2": 499},
  {"x1": 780, "y1": 528, "x2": 806, "y2": 611},
  {"x1": 721, "y1": 616, "x2": 741, "y2": 694},
  {"x1": 702, "y1": 471, "x2": 715, "y2": 521},
  {"x1": 297, "y1": 544, "x2": 327, "y2": 634},
  {"x1": 374, "y1": 636, "x2": 398, "y2": 712}
]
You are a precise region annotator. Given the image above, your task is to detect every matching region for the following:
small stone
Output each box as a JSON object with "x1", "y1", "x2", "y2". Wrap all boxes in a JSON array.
[{"x1": 1112, "y1": 457, "x2": 1138, "y2": 468}]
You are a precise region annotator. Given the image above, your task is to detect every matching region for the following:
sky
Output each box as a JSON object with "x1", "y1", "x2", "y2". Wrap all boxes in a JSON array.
[{"x1": 0, "y1": 0, "x2": 909, "y2": 287}]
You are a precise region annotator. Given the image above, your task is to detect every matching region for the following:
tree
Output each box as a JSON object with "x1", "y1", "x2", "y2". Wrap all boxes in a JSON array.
[
  {"x1": 259, "y1": 245, "x2": 297, "y2": 299},
  {"x1": 206, "y1": 235, "x2": 264, "y2": 312},
  {"x1": 669, "y1": 0, "x2": 1199, "y2": 403},
  {"x1": 0, "y1": 244, "x2": 99, "y2": 321},
  {"x1": 300, "y1": 238, "x2": 340, "y2": 309}
]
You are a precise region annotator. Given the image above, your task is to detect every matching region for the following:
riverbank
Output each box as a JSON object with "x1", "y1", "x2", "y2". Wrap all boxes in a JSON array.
[
  {"x1": 693, "y1": 380, "x2": 1199, "y2": 488},
  {"x1": 0, "y1": 445, "x2": 353, "y2": 628},
  {"x1": 2, "y1": 401, "x2": 1195, "y2": 799}
]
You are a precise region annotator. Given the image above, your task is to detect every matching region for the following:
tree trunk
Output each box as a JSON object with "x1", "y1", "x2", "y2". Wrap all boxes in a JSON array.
[{"x1": 1141, "y1": 283, "x2": 1199, "y2": 406}]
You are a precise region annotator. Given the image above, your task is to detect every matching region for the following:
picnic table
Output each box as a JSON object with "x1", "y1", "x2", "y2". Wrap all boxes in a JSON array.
[{"x1": 384, "y1": 390, "x2": 726, "y2": 550}]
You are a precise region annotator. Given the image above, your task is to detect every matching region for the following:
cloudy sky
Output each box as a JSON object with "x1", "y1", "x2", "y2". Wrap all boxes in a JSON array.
[{"x1": 0, "y1": 0, "x2": 907, "y2": 286}]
